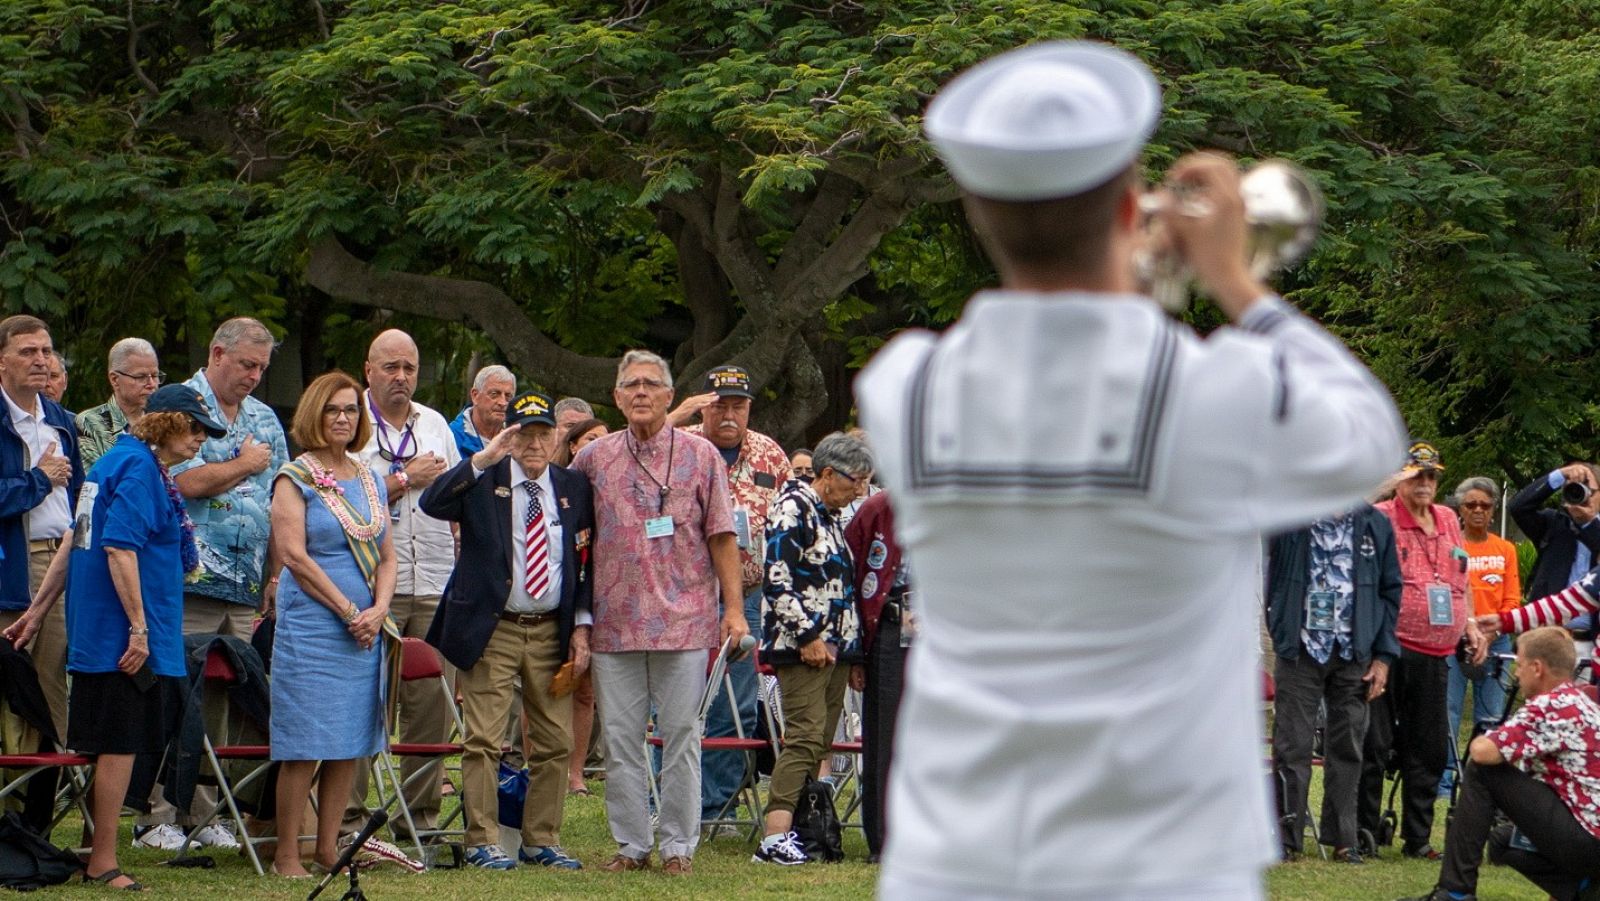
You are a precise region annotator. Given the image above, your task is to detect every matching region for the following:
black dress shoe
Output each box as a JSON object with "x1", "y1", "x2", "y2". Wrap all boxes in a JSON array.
[{"x1": 1395, "y1": 887, "x2": 1475, "y2": 901}]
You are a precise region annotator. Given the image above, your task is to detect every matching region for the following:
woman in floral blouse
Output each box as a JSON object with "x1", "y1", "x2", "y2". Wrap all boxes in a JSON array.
[{"x1": 755, "y1": 432, "x2": 873, "y2": 865}]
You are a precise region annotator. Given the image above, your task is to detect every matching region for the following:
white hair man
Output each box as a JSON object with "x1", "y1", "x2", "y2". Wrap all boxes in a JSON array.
[
  {"x1": 855, "y1": 42, "x2": 1405, "y2": 900},
  {"x1": 451, "y1": 364, "x2": 516, "y2": 458},
  {"x1": 76, "y1": 338, "x2": 163, "y2": 469}
]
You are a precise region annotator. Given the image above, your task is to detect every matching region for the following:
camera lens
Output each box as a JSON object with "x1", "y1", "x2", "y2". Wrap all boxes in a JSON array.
[{"x1": 1563, "y1": 482, "x2": 1591, "y2": 505}]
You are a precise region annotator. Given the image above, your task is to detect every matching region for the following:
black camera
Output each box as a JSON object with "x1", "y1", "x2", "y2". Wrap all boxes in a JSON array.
[{"x1": 1564, "y1": 481, "x2": 1592, "y2": 505}]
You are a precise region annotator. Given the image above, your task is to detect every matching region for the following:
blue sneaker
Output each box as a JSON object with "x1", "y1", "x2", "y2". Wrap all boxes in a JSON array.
[
  {"x1": 464, "y1": 844, "x2": 516, "y2": 870},
  {"x1": 520, "y1": 845, "x2": 582, "y2": 869}
]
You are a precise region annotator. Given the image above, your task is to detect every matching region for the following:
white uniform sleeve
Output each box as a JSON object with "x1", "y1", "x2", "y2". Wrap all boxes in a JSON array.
[{"x1": 1233, "y1": 296, "x2": 1406, "y2": 533}]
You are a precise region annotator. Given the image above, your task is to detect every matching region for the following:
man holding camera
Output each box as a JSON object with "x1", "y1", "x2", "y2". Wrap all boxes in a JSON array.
[{"x1": 1512, "y1": 463, "x2": 1600, "y2": 655}]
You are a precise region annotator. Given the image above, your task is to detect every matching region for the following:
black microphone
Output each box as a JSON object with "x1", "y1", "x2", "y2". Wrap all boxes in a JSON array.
[{"x1": 307, "y1": 809, "x2": 387, "y2": 900}]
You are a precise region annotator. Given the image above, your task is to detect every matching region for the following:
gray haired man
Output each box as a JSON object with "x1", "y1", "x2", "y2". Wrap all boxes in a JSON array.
[
  {"x1": 76, "y1": 338, "x2": 163, "y2": 470},
  {"x1": 451, "y1": 364, "x2": 516, "y2": 458}
]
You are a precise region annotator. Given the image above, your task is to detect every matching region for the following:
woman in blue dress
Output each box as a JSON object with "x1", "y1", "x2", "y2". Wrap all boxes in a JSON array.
[{"x1": 268, "y1": 371, "x2": 395, "y2": 877}]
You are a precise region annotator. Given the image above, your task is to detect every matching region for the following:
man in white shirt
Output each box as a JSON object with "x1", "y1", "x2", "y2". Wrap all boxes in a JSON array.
[
  {"x1": 0, "y1": 315, "x2": 82, "y2": 743},
  {"x1": 343, "y1": 329, "x2": 459, "y2": 842},
  {"x1": 856, "y1": 41, "x2": 1406, "y2": 900}
]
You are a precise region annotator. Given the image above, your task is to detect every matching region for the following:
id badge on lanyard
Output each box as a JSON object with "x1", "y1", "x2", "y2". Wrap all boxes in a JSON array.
[
  {"x1": 1427, "y1": 583, "x2": 1454, "y2": 627},
  {"x1": 1306, "y1": 590, "x2": 1336, "y2": 631}
]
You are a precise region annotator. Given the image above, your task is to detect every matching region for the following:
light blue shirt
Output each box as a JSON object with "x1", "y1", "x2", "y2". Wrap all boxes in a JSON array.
[
  {"x1": 169, "y1": 370, "x2": 288, "y2": 606},
  {"x1": 1550, "y1": 470, "x2": 1595, "y2": 632}
]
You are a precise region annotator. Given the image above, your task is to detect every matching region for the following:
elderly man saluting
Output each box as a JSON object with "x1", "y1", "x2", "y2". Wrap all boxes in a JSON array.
[
  {"x1": 420, "y1": 390, "x2": 594, "y2": 871},
  {"x1": 570, "y1": 349, "x2": 747, "y2": 876}
]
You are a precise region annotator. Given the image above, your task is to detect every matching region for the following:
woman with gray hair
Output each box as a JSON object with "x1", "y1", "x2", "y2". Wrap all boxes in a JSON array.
[
  {"x1": 1448, "y1": 476, "x2": 1520, "y2": 752},
  {"x1": 754, "y1": 431, "x2": 872, "y2": 865}
]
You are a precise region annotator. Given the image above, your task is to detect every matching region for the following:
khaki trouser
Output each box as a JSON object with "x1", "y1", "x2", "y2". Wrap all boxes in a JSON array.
[
  {"x1": 0, "y1": 548, "x2": 71, "y2": 744},
  {"x1": 139, "y1": 595, "x2": 257, "y2": 827},
  {"x1": 769, "y1": 661, "x2": 850, "y2": 814},
  {"x1": 457, "y1": 618, "x2": 571, "y2": 848},
  {"x1": 343, "y1": 593, "x2": 454, "y2": 834}
]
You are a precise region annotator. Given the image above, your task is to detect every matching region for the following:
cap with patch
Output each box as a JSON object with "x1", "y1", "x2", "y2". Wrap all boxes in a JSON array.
[
  {"x1": 146, "y1": 384, "x2": 227, "y2": 437},
  {"x1": 703, "y1": 365, "x2": 754, "y2": 399},
  {"x1": 924, "y1": 41, "x2": 1162, "y2": 201},
  {"x1": 1399, "y1": 441, "x2": 1444, "y2": 475},
  {"x1": 506, "y1": 391, "x2": 557, "y2": 428}
]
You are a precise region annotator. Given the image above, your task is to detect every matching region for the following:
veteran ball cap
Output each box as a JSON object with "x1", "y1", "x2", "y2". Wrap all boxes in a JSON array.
[
  {"x1": 506, "y1": 390, "x2": 557, "y2": 428},
  {"x1": 924, "y1": 41, "x2": 1162, "y2": 201},
  {"x1": 1399, "y1": 441, "x2": 1444, "y2": 475},
  {"x1": 146, "y1": 384, "x2": 227, "y2": 437},
  {"x1": 703, "y1": 365, "x2": 754, "y2": 399}
]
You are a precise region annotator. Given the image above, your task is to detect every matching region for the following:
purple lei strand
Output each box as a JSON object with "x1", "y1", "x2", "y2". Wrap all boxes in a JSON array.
[{"x1": 157, "y1": 460, "x2": 199, "y2": 575}]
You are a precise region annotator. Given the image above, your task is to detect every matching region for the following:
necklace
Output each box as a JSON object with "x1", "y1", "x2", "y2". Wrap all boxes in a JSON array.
[{"x1": 299, "y1": 452, "x2": 384, "y2": 541}]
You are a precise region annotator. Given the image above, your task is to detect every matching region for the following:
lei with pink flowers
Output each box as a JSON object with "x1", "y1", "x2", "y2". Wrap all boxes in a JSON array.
[{"x1": 296, "y1": 452, "x2": 384, "y2": 542}]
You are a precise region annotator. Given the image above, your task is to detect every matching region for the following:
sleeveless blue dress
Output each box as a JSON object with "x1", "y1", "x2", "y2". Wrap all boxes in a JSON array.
[{"x1": 270, "y1": 473, "x2": 388, "y2": 760}]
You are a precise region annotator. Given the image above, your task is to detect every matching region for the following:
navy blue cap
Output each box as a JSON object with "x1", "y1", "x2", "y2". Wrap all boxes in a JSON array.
[{"x1": 146, "y1": 384, "x2": 227, "y2": 437}]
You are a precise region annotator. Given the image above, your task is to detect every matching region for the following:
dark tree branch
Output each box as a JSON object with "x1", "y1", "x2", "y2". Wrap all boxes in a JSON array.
[
  {"x1": 304, "y1": 236, "x2": 620, "y2": 399},
  {"x1": 772, "y1": 171, "x2": 858, "y2": 287},
  {"x1": 126, "y1": 0, "x2": 160, "y2": 99}
]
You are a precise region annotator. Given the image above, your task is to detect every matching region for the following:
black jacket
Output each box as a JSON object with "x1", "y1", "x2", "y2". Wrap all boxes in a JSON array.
[
  {"x1": 419, "y1": 458, "x2": 594, "y2": 671},
  {"x1": 1264, "y1": 504, "x2": 1403, "y2": 665},
  {"x1": 1510, "y1": 473, "x2": 1600, "y2": 602}
]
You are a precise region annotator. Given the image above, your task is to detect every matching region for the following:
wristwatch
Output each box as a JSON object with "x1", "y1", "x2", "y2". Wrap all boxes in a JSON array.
[{"x1": 395, "y1": 469, "x2": 411, "y2": 490}]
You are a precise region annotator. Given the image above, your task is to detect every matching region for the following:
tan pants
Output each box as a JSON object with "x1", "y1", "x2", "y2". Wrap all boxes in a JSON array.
[
  {"x1": 0, "y1": 549, "x2": 71, "y2": 744},
  {"x1": 769, "y1": 662, "x2": 850, "y2": 814},
  {"x1": 343, "y1": 593, "x2": 454, "y2": 834},
  {"x1": 139, "y1": 595, "x2": 258, "y2": 827},
  {"x1": 457, "y1": 619, "x2": 571, "y2": 848}
]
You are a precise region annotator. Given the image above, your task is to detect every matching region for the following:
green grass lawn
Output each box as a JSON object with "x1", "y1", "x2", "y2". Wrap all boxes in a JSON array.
[{"x1": 29, "y1": 773, "x2": 1558, "y2": 899}]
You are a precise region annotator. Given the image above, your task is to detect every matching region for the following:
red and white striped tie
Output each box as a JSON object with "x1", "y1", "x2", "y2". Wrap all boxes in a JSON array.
[{"x1": 522, "y1": 480, "x2": 550, "y2": 600}]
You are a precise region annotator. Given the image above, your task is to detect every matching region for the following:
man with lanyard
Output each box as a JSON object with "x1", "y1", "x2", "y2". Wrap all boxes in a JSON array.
[
  {"x1": 342, "y1": 329, "x2": 459, "y2": 844},
  {"x1": 668, "y1": 365, "x2": 791, "y2": 824},
  {"x1": 854, "y1": 41, "x2": 1407, "y2": 900},
  {"x1": 0, "y1": 315, "x2": 83, "y2": 745},
  {"x1": 75, "y1": 338, "x2": 162, "y2": 470},
  {"x1": 160, "y1": 316, "x2": 287, "y2": 851},
  {"x1": 1400, "y1": 626, "x2": 1600, "y2": 901},
  {"x1": 571, "y1": 349, "x2": 747, "y2": 876},
  {"x1": 450, "y1": 364, "x2": 516, "y2": 458}
]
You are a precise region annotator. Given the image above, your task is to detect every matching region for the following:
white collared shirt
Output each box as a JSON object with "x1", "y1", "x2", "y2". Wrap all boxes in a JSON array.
[
  {"x1": 505, "y1": 459, "x2": 565, "y2": 615},
  {"x1": 357, "y1": 393, "x2": 460, "y2": 596},
  {"x1": 3, "y1": 386, "x2": 71, "y2": 541}
]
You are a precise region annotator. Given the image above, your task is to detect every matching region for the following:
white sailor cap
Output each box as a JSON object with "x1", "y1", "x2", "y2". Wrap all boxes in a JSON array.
[{"x1": 924, "y1": 41, "x2": 1162, "y2": 201}]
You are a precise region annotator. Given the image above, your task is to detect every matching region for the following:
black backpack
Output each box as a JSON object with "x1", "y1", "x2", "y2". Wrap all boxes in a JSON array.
[
  {"x1": 0, "y1": 811, "x2": 81, "y2": 890},
  {"x1": 791, "y1": 777, "x2": 844, "y2": 862}
]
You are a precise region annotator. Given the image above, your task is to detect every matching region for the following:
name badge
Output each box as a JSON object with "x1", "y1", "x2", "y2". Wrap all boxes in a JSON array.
[
  {"x1": 1427, "y1": 583, "x2": 1454, "y2": 627},
  {"x1": 733, "y1": 508, "x2": 751, "y2": 549},
  {"x1": 1306, "y1": 590, "x2": 1336, "y2": 631},
  {"x1": 645, "y1": 515, "x2": 675, "y2": 539}
]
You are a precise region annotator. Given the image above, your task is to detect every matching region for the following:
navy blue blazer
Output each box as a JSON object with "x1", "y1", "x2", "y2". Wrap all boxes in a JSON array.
[
  {"x1": 0, "y1": 393, "x2": 84, "y2": 611},
  {"x1": 419, "y1": 457, "x2": 595, "y2": 670}
]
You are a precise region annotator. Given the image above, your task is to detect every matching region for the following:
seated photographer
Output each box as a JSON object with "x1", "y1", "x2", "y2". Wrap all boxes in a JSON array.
[{"x1": 1398, "y1": 626, "x2": 1600, "y2": 901}]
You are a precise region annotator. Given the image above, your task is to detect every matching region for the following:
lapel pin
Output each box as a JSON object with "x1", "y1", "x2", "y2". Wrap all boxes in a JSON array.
[
  {"x1": 495, "y1": 486, "x2": 511, "y2": 498},
  {"x1": 559, "y1": 497, "x2": 570, "y2": 510}
]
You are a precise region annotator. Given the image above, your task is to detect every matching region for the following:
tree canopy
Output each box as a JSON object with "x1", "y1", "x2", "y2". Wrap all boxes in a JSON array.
[{"x1": 3, "y1": 0, "x2": 1597, "y2": 473}]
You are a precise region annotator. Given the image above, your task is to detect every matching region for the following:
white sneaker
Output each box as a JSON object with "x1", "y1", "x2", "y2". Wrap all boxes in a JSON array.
[
  {"x1": 192, "y1": 823, "x2": 240, "y2": 850},
  {"x1": 752, "y1": 831, "x2": 809, "y2": 866},
  {"x1": 131, "y1": 824, "x2": 198, "y2": 851}
]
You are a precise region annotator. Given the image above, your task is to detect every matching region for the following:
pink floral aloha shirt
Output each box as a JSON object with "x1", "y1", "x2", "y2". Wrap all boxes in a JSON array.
[
  {"x1": 1487, "y1": 681, "x2": 1600, "y2": 839},
  {"x1": 682, "y1": 425, "x2": 790, "y2": 591}
]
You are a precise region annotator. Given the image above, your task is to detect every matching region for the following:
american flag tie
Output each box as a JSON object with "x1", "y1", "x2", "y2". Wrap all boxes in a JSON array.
[{"x1": 522, "y1": 480, "x2": 550, "y2": 600}]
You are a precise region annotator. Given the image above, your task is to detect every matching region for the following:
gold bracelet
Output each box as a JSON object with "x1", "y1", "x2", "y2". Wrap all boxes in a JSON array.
[{"x1": 342, "y1": 605, "x2": 358, "y2": 623}]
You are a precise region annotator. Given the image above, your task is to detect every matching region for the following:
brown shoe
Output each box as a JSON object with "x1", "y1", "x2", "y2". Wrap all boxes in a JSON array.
[
  {"x1": 662, "y1": 855, "x2": 693, "y2": 876},
  {"x1": 600, "y1": 853, "x2": 650, "y2": 872}
]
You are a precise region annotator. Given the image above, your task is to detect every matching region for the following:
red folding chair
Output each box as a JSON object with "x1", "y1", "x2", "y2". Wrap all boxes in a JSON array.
[
  {"x1": 371, "y1": 637, "x2": 464, "y2": 865},
  {"x1": 173, "y1": 646, "x2": 276, "y2": 874}
]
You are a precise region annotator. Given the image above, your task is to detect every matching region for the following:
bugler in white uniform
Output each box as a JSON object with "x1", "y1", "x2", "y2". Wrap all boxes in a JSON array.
[{"x1": 857, "y1": 41, "x2": 1407, "y2": 900}]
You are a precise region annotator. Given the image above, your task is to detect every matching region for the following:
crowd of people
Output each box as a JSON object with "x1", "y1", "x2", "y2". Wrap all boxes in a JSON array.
[{"x1": 0, "y1": 311, "x2": 911, "y2": 890}]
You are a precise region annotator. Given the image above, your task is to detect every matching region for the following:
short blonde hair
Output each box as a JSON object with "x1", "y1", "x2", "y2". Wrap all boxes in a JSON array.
[
  {"x1": 129, "y1": 411, "x2": 193, "y2": 449},
  {"x1": 1519, "y1": 626, "x2": 1578, "y2": 679},
  {"x1": 290, "y1": 371, "x2": 370, "y2": 451}
]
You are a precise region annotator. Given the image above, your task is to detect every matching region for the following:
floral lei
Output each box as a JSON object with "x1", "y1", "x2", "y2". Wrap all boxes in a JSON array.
[
  {"x1": 155, "y1": 457, "x2": 201, "y2": 582},
  {"x1": 298, "y1": 452, "x2": 384, "y2": 542}
]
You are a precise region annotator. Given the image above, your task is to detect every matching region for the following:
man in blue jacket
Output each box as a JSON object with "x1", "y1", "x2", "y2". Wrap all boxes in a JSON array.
[
  {"x1": 1266, "y1": 502, "x2": 1402, "y2": 863},
  {"x1": 0, "y1": 315, "x2": 84, "y2": 743}
]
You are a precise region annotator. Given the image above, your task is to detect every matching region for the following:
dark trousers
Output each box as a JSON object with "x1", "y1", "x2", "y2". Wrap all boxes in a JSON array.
[
  {"x1": 1273, "y1": 652, "x2": 1369, "y2": 850},
  {"x1": 1359, "y1": 648, "x2": 1450, "y2": 850},
  {"x1": 862, "y1": 616, "x2": 908, "y2": 857},
  {"x1": 1440, "y1": 761, "x2": 1600, "y2": 899}
]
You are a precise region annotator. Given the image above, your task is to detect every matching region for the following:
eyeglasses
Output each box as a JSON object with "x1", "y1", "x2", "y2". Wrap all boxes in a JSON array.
[
  {"x1": 114, "y1": 369, "x2": 165, "y2": 384},
  {"x1": 1460, "y1": 501, "x2": 1494, "y2": 511},
  {"x1": 832, "y1": 469, "x2": 864, "y2": 485},
  {"x1": 322, "y1": 404, "x2": 360, "y2": 420},
  {"x1": 617, "y1": 378, "x2": 670, "y2": 390}
]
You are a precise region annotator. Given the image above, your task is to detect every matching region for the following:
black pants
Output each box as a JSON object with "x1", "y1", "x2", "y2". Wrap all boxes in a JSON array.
[
  {"x1": 1273, "y1": 652, "x2": 1370, "y2": 850},
  {"x1": 1440, "y1": 761, "x2": 1600, "y2": 899},
  {"x1": 1358, "y1": 648, "x2": 1449, "y2": 851},
  {"x1": 862, "y1": 616, "x2": 908, "y2": 857}
]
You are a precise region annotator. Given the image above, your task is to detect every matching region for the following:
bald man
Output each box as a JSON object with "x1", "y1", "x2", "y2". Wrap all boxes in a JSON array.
[{"x1": 343, "y1": 329, "x2": 461, "y2": 848}]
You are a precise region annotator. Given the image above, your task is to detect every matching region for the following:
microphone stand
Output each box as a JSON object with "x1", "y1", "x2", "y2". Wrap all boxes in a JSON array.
[{"x1": 307, "y1": 810, "x2": 387, "y2": 901}]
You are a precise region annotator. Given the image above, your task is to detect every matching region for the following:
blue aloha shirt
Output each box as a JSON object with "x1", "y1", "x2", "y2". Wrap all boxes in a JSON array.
[
  {"x1": 1302, "y1": 511, "x2": 1357, "y2": 664},
  {"x1": 168, "y1": 370, "x2": 289, "y2": 607},
  {"x1": 761, "y1": 478, "x2": 860, "y2": 664}
]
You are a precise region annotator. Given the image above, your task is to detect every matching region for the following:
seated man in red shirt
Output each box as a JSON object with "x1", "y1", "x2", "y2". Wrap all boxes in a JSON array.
[{"x1": 1400, "y1": 626, "x2": 1600, "y2": 901}]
